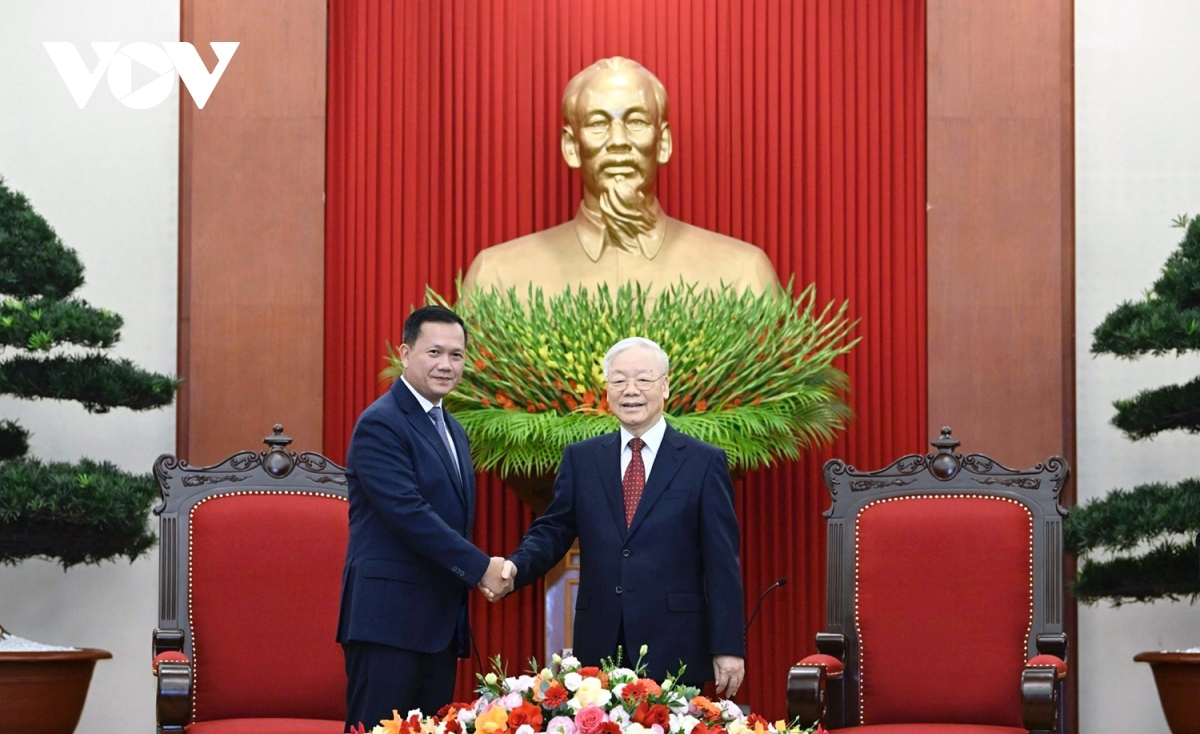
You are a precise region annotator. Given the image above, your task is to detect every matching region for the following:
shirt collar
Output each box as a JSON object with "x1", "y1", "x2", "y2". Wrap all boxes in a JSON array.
[
  {"x1": 400, "y1": 375, "x2": 441, "y2": 414},
  {"x1": 574, "y1": 200, "x2": 668, "y2": 262},
  {"x1": 620, "y1": 415, "x2": 668, "y2": 453}
]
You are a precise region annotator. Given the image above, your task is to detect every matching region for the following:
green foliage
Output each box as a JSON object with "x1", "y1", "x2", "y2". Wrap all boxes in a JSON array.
[
  {"x1": 1112, "y1": 375, "x2": 1200, "y2": 440},
  {"x1": 0, "y1": 177, "x2": 179, "y2": 567},
  {"x1": 0, "y1": 297, "x2": 123, "y2": 350},
  {"x1": 0, "y1": 420, "x2": 29, "y2": 462},
  {"x1": 0, "y1": 354, "x2": 179, "y2": 412},
  {"x1": 385, "y1": 280, "x2": 857, "y2": 477},
  {"x1": 0, "y1": 458, "x2": 158, "y2": 567},
  {"x1": 0, "y1": 178, "x2": 84, "y2": 299},
  {"x1": 1092, "y1": 214, "x2": 1200, "y2": 359},
  {"x1": 1068, "y1": 214, "x2": 1200, "y2": 604}
]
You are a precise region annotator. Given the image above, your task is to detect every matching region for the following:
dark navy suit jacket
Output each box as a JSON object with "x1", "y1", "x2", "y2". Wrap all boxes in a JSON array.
[
  {"x1": 337, "y1": 379, "x2": 489, "y2": 655},
  {"x1": 508, "y1": 424, "x2": 746, "y2": 683}
]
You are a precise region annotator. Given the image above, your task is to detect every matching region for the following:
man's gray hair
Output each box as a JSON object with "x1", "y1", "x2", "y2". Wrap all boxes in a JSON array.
[{"x1": 602, "y1": 337, "x2": 670, "y2": 376}]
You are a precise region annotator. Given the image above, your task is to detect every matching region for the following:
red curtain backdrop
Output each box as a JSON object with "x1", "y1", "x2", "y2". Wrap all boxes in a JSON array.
[{"x1": 325, "y1": 0, "x2": 925, "y2": 718}]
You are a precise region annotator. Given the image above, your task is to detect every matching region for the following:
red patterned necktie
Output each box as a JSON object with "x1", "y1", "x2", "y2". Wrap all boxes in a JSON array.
[{"x1": 622, "y1": 437, "x2": 646, "y2": 527}]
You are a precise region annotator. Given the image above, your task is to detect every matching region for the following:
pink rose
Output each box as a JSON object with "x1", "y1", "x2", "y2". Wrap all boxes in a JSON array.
[{"x1": 575, "y1": 705, "x2": 607, "y2": 734}]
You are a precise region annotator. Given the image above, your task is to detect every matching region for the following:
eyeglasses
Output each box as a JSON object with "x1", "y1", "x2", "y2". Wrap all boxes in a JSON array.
[{"x1": 607, "y1": 375, "x2": 664, "y2": 392}]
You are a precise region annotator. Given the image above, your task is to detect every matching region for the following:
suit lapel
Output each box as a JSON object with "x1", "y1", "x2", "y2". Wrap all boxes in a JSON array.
[
  {"x1": 595, "y1": 432, "x2": 627, "y2": 536},
  {"x1": 626, "y1": 425, "x2": 687, "y2": 540},
  {"x1": 392, "y1": 382, "x2": 467, "y2": 506},
  {"x1": 449, "y1": 415, "x2": 475, "y2": 522}
]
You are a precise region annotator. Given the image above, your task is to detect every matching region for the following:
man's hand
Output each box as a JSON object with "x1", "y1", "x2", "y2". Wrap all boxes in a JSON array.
[
  {"x1": 477, "y1": 556, "x2": 515, "y2": 601},
  {"x1": 713, "y1": 655, "x2": 745, "y2": 697}
]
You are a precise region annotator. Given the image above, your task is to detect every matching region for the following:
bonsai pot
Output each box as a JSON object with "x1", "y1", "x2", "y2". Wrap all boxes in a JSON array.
[
  {"x1": 1135, "y1": 651, "x2": 1200, "y2": 734},
  {"x1": 0, "y1": 648, "x2": 111, "y2": 734}
]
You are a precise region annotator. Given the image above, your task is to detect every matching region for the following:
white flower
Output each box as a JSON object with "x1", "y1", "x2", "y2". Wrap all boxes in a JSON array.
[
  {"x1": 608, "y1": 707, "x2": 631, "y2": 726},
  {"x1": 546, "y1": 716, "x2": 578, "y2": 734},
  {"x1": 727, "y1": 722, "x2": 749, "y2": 734},
  {"x1": 670, "y1": 714, "x2": 701, "y2": 734},
  {"x1": 515, "y1": 725, "x2": 536, "y2": 734},
  {"x1": 560, "y1": 655, "x2": 581, "y2": 670},
  {"x1": 371, "y1": 727, "x2": 388, "y2": 734},
  {"x1": 485, "y1": 672, "x2": 499, "y2": 686},
  {"x1": 500, "y1": 692, "x2": 525, "y2": 709},
  {"x1": 563, "y1": 672, "x2": 584, "y2": 691},
  {"x1": 661, "y1": 678, "x2": 674, "y2": 692},
  {"x1": 608, "y1": 667, "x2": 638, "y2": 684},
  {"x1": 626, "y1": 724, "x2": 652, "y2": 734},
  {"x1": 611, "y1": 682, "x2": 627, "y2": 700},
  {"x1": 650, "y1": 726, "x2": 665, "y2": 734},
  {"x1": 720, "y1": 700, "x2": 743, "y2": 720},
  {"x1": 568, "y1": 677, "x2": 612, "y2": 709},
  {"x1": 552, "y1": 653, "x2": 563, "y2": 665},
  {"x1": 508, "y1": 675, "x2": 537, "y2": 694},
  {"x1": 458, "y1": 707, "x2": 478, "y2": 726}
]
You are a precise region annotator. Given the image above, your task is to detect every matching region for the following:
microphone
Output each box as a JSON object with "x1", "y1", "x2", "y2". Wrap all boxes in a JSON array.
[{"x1": 744, "y1": 577, "x2": 787, "y2": 639}]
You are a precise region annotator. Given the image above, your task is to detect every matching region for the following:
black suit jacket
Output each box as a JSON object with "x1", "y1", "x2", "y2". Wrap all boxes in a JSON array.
[
  {"x1": 509, "y1": 424, "x2": 746, "y2": 683},
  {"x1": 337, "y1": 379, "x2": 488, "y2": 654}
]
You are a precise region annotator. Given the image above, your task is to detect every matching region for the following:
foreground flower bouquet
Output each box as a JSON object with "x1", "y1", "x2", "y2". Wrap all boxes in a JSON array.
[{"x1": 349, "y1": 648, "x2": 818, "y2": 734}]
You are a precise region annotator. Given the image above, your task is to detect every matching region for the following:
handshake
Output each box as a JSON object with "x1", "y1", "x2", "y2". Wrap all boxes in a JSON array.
[{"x1": 477, "y1": 556, "x2": 517, "y2": 601}]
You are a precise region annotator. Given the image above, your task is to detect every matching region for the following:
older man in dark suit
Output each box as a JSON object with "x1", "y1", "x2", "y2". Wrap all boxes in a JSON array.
[
  {"x1": 503, "y1": 337, "x2": 746, "y2": 695},
  {"x1": 337, "y1": 305, "x2": 511, "y2": 731}
]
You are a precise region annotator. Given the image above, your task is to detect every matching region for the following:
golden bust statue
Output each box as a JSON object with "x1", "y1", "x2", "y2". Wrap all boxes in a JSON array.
[{"x1": 462, "y1": 57, "x2": 781, "y2": 299}]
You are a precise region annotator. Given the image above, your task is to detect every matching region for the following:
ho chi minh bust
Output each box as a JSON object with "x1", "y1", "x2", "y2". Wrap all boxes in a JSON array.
[{"x1": 462, "y1": 56, "x2": 781, "y2": 300}]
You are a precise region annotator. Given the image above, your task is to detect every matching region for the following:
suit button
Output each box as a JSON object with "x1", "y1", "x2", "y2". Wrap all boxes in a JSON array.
[
  {"x1": 452, "y1": 566, "x2": 463, "y2": 576},
  {"x1": 615, "y1": 586, "x2": 623, "y2": 594},
  {"x1": 622, "y1": 550, "x2": 630, "y2": 558}
]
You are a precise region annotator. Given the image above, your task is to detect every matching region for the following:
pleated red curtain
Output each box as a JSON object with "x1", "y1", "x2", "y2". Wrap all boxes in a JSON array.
[{"x1": 326, "y1": 0, "x2": 925, "y2": 718}]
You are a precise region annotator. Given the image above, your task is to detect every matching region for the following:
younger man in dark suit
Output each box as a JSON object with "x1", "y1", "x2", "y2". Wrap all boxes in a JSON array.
[
  {"x1": 503, "y1": 337, "x2": 746, "y2": 696},
  {"x1": 337, "y1": 305, "x2": 511, "y2": 731}
]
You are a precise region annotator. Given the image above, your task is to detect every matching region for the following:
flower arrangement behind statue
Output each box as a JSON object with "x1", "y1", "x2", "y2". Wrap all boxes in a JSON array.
[{"x1": 348, "y1": 647, "x2": 819, "y2": 734}]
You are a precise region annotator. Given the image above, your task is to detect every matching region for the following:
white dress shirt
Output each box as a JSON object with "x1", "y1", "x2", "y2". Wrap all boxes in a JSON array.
[
  {"x1": 400, "y1": 375, "x2": 458, "y2": 459},
  {"x1": 619, "y1": 416, "x2": 668, "y2": 480}
]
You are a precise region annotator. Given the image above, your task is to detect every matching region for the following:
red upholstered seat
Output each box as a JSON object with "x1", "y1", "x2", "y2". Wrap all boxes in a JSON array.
[
  {"x1": 786, "y1": 429, "x2": 1070, "y2": 734},
  {"x1": 152, "y1": 428, "x2": 350, "y2": 734}
]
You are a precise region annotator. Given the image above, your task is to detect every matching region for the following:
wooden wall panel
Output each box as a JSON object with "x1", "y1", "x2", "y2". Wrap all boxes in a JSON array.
[
  {"x1": 927, "y1": 0, "x2": 1074, "y2": 468},
  {"x1": 179, "y1": 0, "x2": 327, "y2": 463}
]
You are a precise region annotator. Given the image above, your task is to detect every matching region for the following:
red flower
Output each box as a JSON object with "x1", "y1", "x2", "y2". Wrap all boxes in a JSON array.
[
  {"x1": 621, "y1": 681, "x2": 647, "y2": 703},
  {"x1": 641, "y1": 704, "x2": 671, "y2": 729},
  {"x1": 542, "y1": 683, "x2": 569, "y2": 708},
  {"x1": 445, "y1": 721, "x2": 462, "y2": 734},
  {"x1": 690, "y1": 723, "x2": 709, "y2": 734},
  {"x1": 745, "y1": 714, "x2": 769, "y2": 729},
  {"x1": 597, "y1": 722, "x2": 621, "y2": 734},
  {"x1": 508, "y1": 702, "x2": 543, "y2": 733},
  {"x1": 578, "y1": 666, "x2": 601, "y2": 677},
  {"x1": 475, "y1": 359, "x2": 487, "y2": 370}
]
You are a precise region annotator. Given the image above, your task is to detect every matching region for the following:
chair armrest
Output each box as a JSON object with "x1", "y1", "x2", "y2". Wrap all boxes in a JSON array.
[
  {"x1": 1021, "y1": 654, "x2": 1066, "y2": 733},
  {"x1": 787, "y1": 653, "x2": 844, "y2": 726},
  {"x1": 153, "y1": 651, "x2": 192, "y2": 732}
]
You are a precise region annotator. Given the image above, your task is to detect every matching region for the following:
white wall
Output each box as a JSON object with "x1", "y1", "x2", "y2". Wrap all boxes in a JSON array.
[
  {"x1": 1076, "y1": 2, "x2": 1200, "y2": 733},
  {"x1": 0, "y1": 2, "x2": 178, "y2": 733}
]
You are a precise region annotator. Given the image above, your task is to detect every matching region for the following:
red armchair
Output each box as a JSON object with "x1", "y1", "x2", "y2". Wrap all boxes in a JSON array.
[
  {"x1": 788, "y1": 428, "x2": 1070, "y2": 734},
  {"x1": 151, "y1": 426, "x2": 349, "y2": 734}
]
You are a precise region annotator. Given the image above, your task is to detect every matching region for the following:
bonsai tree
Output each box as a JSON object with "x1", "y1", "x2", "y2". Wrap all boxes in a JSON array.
[
  {"x1": 0, "y1": 177, "x2": 179, "y2": 568},
  {"x1": 1067, "y1": 213, "x2": 1200, "y2": 604}
]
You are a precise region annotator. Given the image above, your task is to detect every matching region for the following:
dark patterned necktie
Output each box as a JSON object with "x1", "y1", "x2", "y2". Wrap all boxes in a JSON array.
[
  {"x1": 429, "y1": 405, "x2": 460, "y2": 477},
  {"x1": 622, "y1": 437, "x2": 646, "y2": 527}
]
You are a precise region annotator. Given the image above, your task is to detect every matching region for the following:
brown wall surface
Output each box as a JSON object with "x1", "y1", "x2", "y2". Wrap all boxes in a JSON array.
[
  {"x1": 178, "y1": 0, "x2": 327, "y2": 463},
  {"x1": 927, "y1": 0, "x2": 1075, "y2": 469}
]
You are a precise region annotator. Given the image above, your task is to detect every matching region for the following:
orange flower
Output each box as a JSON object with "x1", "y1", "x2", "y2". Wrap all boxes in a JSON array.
[
  {"x1": 696, "y1": 399, "x2": 708, "y2": 411},
  {"x1": 638, "y1": 678, "x2": 662, "y2": 695},
  {"x1": 582, "y1": 390, "x2": 596, "y2": 406},
  {"x1": 481, "y1": 396, "x2": 491, "y2": 407},
  {"x1": 475, "y1": 359, "x2": 487, "y2": 371},
  {"x1": 474, "y1": 705, "x2": 508, "y2": 734},
  {"x1": 598, "y1": 395, "x2": 610, "y2": 413},
  {"x1": 564, "y1": 395, "x2": 579, "y2": 410},
  {"x1": 554, "y1": 380, "x2": 564, "y2": 389}
]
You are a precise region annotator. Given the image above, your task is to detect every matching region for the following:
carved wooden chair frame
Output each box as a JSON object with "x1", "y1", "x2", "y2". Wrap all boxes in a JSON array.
[
  {"x1": 787, "y1": 428, "x2": 1070, "y2": 734},
  {"x1": 149, "y1": 425, "x2": 347, "y2": 733}
]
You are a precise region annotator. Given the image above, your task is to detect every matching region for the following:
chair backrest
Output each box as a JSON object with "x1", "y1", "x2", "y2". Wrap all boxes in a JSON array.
[
  {"x1": 821, "y1": 427, "x2": 1068, "y2": 727},
  {"x1": 153, "y1": 425, "x2": 348, "y2": 723}
]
